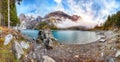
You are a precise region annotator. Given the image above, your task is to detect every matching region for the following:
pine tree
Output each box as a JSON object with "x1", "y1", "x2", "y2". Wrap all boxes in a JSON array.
[{"x1": 0, "y1": 0, "x2": 22, "y2": 26}]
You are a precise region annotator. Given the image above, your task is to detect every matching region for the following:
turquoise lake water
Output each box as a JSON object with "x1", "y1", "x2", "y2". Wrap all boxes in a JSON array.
[
  {"x1": 21, "y1": 30, "x2": 39, "y2": 39},
  {"x1": 21, "y1": 30, "x2": 101, "y2": 44}
]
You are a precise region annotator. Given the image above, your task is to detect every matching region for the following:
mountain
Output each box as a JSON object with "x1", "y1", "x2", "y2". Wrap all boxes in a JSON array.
[
  {"x1": 19, "y1": 11, "x2": 97, "y2": 30},
  {"x1": 45, "y1": 11, "x2": 80, "y2": 21},
  {"x1": 41, "y1": 11, "x2": 82, "y2": 29},
  {"x1": 19, "y1": 14, "x2": 42, "y2": 29}
]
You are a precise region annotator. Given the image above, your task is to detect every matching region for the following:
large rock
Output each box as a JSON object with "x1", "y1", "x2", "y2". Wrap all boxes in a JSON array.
[
  {"x1": 44, "y1": 38, "x2": 53, "y2": 50},
  {"x1": 4, "y1": 34, "x2": 13, "y2": 45},
  {"x1": 43, "y1": 55, "x2": 56, "y2": 62},
  {"x1": 107, "y1": 56, "x2": 115, "y2": 62},
  {"x1": 13, "y1": 41, "x2": 24, "y2": 60},
  {"x1": 38, "y1": 29, "x2": 54, "y2": 49},
  {"x1": 20, "y1": 41, "x2": 29, "y2": 49}
]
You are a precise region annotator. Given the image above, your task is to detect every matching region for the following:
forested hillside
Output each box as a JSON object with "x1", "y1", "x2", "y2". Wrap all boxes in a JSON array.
[{"x1": 104, "y1": 11, "x2": 120, "y2": 30}]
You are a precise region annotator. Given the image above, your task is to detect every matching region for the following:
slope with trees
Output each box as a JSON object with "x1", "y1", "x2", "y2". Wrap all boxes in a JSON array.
[{"x1": 103, "y1": 11, "x2": 120, "y2": 30}]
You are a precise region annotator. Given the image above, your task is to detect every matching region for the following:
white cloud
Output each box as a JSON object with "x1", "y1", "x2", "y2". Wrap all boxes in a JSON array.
[
  {"x1": 66, "y1": 0, "x2": 120, "y2": 26},
  {"x1": 51, "y1": 0, "x2": 120, "y2": 28},
  {"x1": 17, "y1": 0, "x2": 120, "y2": 28},
  {"x1": 54, "y1": 0, "x2": 62, "y2": 4}
]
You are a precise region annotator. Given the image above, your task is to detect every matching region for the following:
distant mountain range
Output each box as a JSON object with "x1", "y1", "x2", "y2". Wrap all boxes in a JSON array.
[
  {"x1": 19, "y1": 11, "x2": 97, "y2": 30},
  {"x1": 19, "y1": 14, "x2": 42, "y2": 29}
]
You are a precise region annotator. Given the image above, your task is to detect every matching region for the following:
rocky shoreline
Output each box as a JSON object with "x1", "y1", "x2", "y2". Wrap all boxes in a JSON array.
[
  {"x1": 1, "y1": 27, "x2": 120, "y2": 62},
  {"x1": 22, "y1": 29, "x2": 120, "y2": 62}
]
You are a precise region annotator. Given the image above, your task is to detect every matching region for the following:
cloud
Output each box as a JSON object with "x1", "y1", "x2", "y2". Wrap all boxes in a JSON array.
[
  {"x1": 16, "y1": 0, "x2": 120, "y2": 28},
  {"x1": 54, "y1": 0, "x2": 62, "y2": 4},
  {"x1": 50, "y1": 0, "x2": 120, "y2": 28},
  {"x1": 63, "y1": 0, "x2": 120, "y2": 25}
]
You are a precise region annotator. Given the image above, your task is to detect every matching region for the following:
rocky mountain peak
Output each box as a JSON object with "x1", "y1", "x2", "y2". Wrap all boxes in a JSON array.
[{"x1": 44, "y1": 11, "x2": 80, "y2": 21}]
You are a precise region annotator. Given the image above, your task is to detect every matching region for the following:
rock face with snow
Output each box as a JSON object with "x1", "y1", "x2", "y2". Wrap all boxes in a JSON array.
[
  {"x1": 18, "y1": 14, "x2": 42, "y2": 29},
  {"x1": 19, "y1": 11, "x2": 97, "y2": 30},
  {"x1": 39, "y1": 11, "x2": 96, "y2": 29},
  {"x1": 41, "y1": 11, "x2": 84, "y2": 29},
  {"x1": 45, "y1": 11, "x2": 80, "y2": 21}
]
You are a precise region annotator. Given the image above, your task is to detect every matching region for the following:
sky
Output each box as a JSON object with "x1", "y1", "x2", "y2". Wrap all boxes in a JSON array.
[{"x1": 16, "y1": 0, "x2": 120, "y2": 26}]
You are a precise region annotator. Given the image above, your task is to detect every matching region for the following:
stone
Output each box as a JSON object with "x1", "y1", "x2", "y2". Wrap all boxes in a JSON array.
[
  {"x1": 4, "y1": 34, "x2": 13, "y2": 45},
  {"x1": 13, "y1": 41, "x2": 24, "y2": 60},
  {"x1": 101, "y1": 52, "x2": 104, "y2": 57},
  {"x1": 107, "y1": 56, "x2": 115, "y2": 62},
  {"x1": 108, "y1": 38, "x2": 116, "y2": 44},
  {"x1": 104, "y1": 31, "x2": 114, "y2": 36},
  {"x1": 49, "y1": 39, "x2": 53, "y2": 47},
  {"x1": 20, "y1": 41, "x2": 29, "y2": 49},
  {"x1": 101, "y1": 35, "x2": 106, "y2": 39},
  {"x1": 104, "y1": 31, "x2": 116, "y2": 39},
  {"x1": 115, "y1": 50, "x2": 120, "y2": 57},
  {"x1": 21, "y1": 34, "x2": 35, "y2": 42},
  {"x1": 99, "y1": 39, "x2": 106, "y2": 42},
  {"x1": 17, "y1": 53, "x2": 22, "y2": 60},
  {"x1": 74, "y1": 55, "x2": 79, "y2": 58},
  {"x1": 44, "y1": 38, "x2": 53, "y2": 50},
  {"x1": 43, "y1": 55, "x2": 56, "y2": 62}
]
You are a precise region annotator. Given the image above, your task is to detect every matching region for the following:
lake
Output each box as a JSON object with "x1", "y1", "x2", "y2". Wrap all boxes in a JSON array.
[{"x1": 21, "y1": 30, "x2": 101, "y2": 44}]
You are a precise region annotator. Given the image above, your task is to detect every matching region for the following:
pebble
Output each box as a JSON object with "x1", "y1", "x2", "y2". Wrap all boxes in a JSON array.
[
  {"x1": 74, "y1": 55, "x2": 79, "y2": 58},
  {"x1": 99, "y1": 39, "x2": 106, "y2": 42}
]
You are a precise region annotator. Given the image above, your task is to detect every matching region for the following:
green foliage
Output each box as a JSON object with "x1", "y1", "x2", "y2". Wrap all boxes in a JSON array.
[
  {"x1": 10, "y1": 0, "x2": 20, "y2": 26},
  {"x1": 38, "y1": 21, "x2": 48, "y2": 29},
  {"x1": 103, "y1": 11, "x2": 120, "y2": 30},
  {"x1": 0, "y1": 0, "x2": 8, "y2": 26},
  {"x1": 37, "y1": 21, "x2": 58, "y2": 30},
  {"x1": 115, "y1": 11, "x2": 120, "y2": 27},
  {"x1": 0, "y1": 0, "x2": 20, "y2": 26}
]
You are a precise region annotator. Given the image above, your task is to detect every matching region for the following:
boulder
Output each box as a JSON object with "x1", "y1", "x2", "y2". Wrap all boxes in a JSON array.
[
  {"x1": 4, "y1": 34, "x2": 13, "y2": 45},
  {"x1": 43, "y1": 55, "x2": 56, "y2": 62},
  {"x1": 107, "y1": 56, "x2": 115, "y2": 62},
  {"x1": 20, "y1": 41, "x2": 29, "y2": 49},
  {"x1": 13, "y1": 41, "x2": 24, "y2": 60},
  {"x1": 44, "y1": 38, "x2": 53, "y2": 50},
  {"x1": 38, "y1": 29, "x2": 54, "y2": 49}
]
